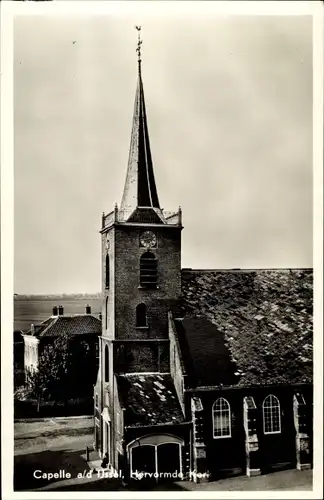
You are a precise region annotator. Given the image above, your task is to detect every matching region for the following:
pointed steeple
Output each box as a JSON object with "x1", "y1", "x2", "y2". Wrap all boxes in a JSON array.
[{"x1": 120, "y1": 27, "x2": 160, "y2": 213}]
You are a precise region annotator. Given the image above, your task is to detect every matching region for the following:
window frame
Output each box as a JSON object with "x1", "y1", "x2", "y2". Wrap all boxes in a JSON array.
[
  {"x1": 262, "y1": 394, "x2": 281, "y2": 435},
  {"x1": 139, "y1": 251, "x2": 158, "y2": 289},
  {"x1": 212, "y1": 397, "x2": 232, "y2": 439},
  {"x1": 136, "y1": 303, "x2": 148, "y2": 328}
]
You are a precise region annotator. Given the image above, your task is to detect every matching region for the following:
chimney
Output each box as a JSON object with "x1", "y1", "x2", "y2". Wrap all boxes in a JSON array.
[
  {"x1": 85, "y1": 304, "x2": 91, "y2": 315},
  {"x1": 58, "y1": 305, "x2": 64, "y2": 316},
  {"x1": 52, "y1": 305, "x2": 58, "y2": 316}
]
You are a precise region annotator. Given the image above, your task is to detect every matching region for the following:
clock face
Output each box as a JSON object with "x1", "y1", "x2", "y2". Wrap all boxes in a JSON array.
[{"x1": 140, "y1": 231, "x2": 157, "y2": 248}]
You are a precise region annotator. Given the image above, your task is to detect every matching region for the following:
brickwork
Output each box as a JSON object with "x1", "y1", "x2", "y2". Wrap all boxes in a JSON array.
[
  {"x1": 185, "y1": 386, "x2": 313, "y2": 479},
  {"x1": 113, "y1": 340, "x2": 170, "y2": 373},
  {"x1": 114, "y1": 225, "x2": 181, "y2": 342}
]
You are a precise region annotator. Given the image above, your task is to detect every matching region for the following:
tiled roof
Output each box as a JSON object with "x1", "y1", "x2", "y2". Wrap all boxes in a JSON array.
[
  {"x1": 117, "y1": 373, "x2": 184, "y2": 427},
  {"x1": 26, "y1": 315, "x2": 101, "y2": 338},
  {"x1": 26, "y1": 317, "x2": 54, "y2": 336},
  {"x1": 180, "y1": 269, "x2": 313, "y2": 386},
  {"x1": 174, "y1": 317, "x2": 238, "y2": 387}
]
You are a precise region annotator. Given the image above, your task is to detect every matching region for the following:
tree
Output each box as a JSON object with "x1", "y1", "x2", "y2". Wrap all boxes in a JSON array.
[{"x1": 29, "y1": 333, "x2": 71, "y2": 412}]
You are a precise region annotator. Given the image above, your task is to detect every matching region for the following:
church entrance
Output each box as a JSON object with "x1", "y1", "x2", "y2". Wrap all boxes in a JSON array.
[
  {"x1": 157, "y1": 443, "x2": 182, "y2": 481},
  {"x1": 128, "y1": 434, "x2": 183, "y2": 482}
]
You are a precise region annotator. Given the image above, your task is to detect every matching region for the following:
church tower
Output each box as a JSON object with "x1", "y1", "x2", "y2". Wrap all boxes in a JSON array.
[{"x1": 99, "y1": 29, "x2": 182, "y2": 387}]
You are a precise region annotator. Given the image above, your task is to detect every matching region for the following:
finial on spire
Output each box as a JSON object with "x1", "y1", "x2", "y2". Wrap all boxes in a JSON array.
[{"x1": 135, "y1": 25, "x2": 142, "y2": 73}]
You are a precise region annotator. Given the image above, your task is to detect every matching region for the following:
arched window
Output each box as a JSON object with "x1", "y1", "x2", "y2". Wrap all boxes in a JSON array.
[
  {"x1": 105, "y1": 297, "x2": 109, "y2": 330},
  {"x1": 104, "y1": 344, "x2": 109, "y2": 383},
  {"x1": 262, "y1": 394, "x2": 281, "y2": 434},
  {"x1": 140, "y1": 252, "x2": 157, "y2": 288},
  {"x1": 212, "y1": 398, "x2": 231, "y2": 438},
  {"x1": 136, "y1": 303, "x2": 147, "y2": 327},
  {"x1": 105, "y1": 254, "x2": 110, "y2": 289}
]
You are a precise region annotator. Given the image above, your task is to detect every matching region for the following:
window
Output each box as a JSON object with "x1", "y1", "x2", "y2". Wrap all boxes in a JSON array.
[
  {"x1": 262, "y1": 394, "x2": 281, "y2": 434},
  {"x1": 105, "y1": 297, "x2": 109, "y2": 330},
  {"x1": 104, "y1": 345, "x2": 109, "y2": 383},
  {"x1": 105, "y1": 254, "x2": 110, "y2": 289},
  {"x1": 212, "y1": 398, "x2": 231, "y2": 438},
  {"x1": 136, "y1": 303, "x2": 147, "y2": 327},
  {"x1": 140, "y1": 252, "x2": 157, "y2": 288}
]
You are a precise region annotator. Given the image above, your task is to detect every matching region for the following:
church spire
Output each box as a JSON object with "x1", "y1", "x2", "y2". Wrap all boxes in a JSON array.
[{"x1": 120, "y1": 27, "x2": 161, "y2": 213}]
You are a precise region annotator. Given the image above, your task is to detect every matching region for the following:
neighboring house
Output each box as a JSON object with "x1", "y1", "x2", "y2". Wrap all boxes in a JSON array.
[
  {"x1": 94, "y1": 48, "x2": 313, "y2": 482},
  {"x1": 23, "y1": 305, "x2": 101, "y2": 397}
]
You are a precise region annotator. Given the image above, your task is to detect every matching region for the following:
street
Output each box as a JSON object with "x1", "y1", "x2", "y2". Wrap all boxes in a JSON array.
[{"x1": 14, "y1": 417, "x2": 313, "y2": 492}]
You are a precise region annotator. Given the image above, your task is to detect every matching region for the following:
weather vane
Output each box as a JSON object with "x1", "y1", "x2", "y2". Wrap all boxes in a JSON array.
[{"x1": 135, "y1": 25, "x2": 142, "y2": 68}]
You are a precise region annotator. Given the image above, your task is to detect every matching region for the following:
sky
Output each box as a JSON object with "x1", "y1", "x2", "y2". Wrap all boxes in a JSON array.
[{"x1": 13, "y1": 12, "x2": 313, "y2": 294}]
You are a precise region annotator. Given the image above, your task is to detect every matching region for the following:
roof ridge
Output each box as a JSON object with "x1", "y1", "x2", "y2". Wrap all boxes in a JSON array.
[
  {"x1": 38, "y1": 316, "x2": 58, "y2": 336},
  {"x1": 182, "y1": 268, "x2": 313, "y2": 272}
]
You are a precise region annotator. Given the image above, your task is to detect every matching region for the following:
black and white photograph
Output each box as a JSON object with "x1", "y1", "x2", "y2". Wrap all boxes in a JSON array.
[{"x1": 1, "y1": 1, "x2": 323, "y2": 497}]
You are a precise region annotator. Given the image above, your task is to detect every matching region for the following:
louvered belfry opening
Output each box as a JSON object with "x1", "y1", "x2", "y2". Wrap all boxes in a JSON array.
[{"x1": 140, "y1": 251, "x2": 157, "y2": 288}]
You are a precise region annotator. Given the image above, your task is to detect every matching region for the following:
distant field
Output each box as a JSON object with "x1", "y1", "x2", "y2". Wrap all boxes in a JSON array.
[{"x1": 14, "y1": 298, "x2": 101, "y2": 332}]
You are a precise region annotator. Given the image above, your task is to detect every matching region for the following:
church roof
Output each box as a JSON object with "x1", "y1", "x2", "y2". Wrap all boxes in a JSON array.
[
  {"x1": 117, "y1": 373, "x2": 184, "y2": 428},
  {"x1": 174, "y1": 317, "x2": 238, "y2": 387},
  {"x1": 25, "y1": 314, "x2": 101, "y2": 338},
  {"x1": 120, "y1": 55, "x2": 160, "y2": 215},
  {"x1": 179, "y1": 268, "x2": 313, "y2": 387}
]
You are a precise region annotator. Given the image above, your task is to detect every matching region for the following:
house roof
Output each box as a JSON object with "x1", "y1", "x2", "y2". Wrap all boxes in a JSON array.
[
  {"x1": 26, "y1": 314, "x2": 101, "y2": 338},
  {"x1": 117, "y1": 373, "x2": 184, "y2": 428},
  {"x1": 180, "y1": 268, "x2": 313, "y2": 387}
]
